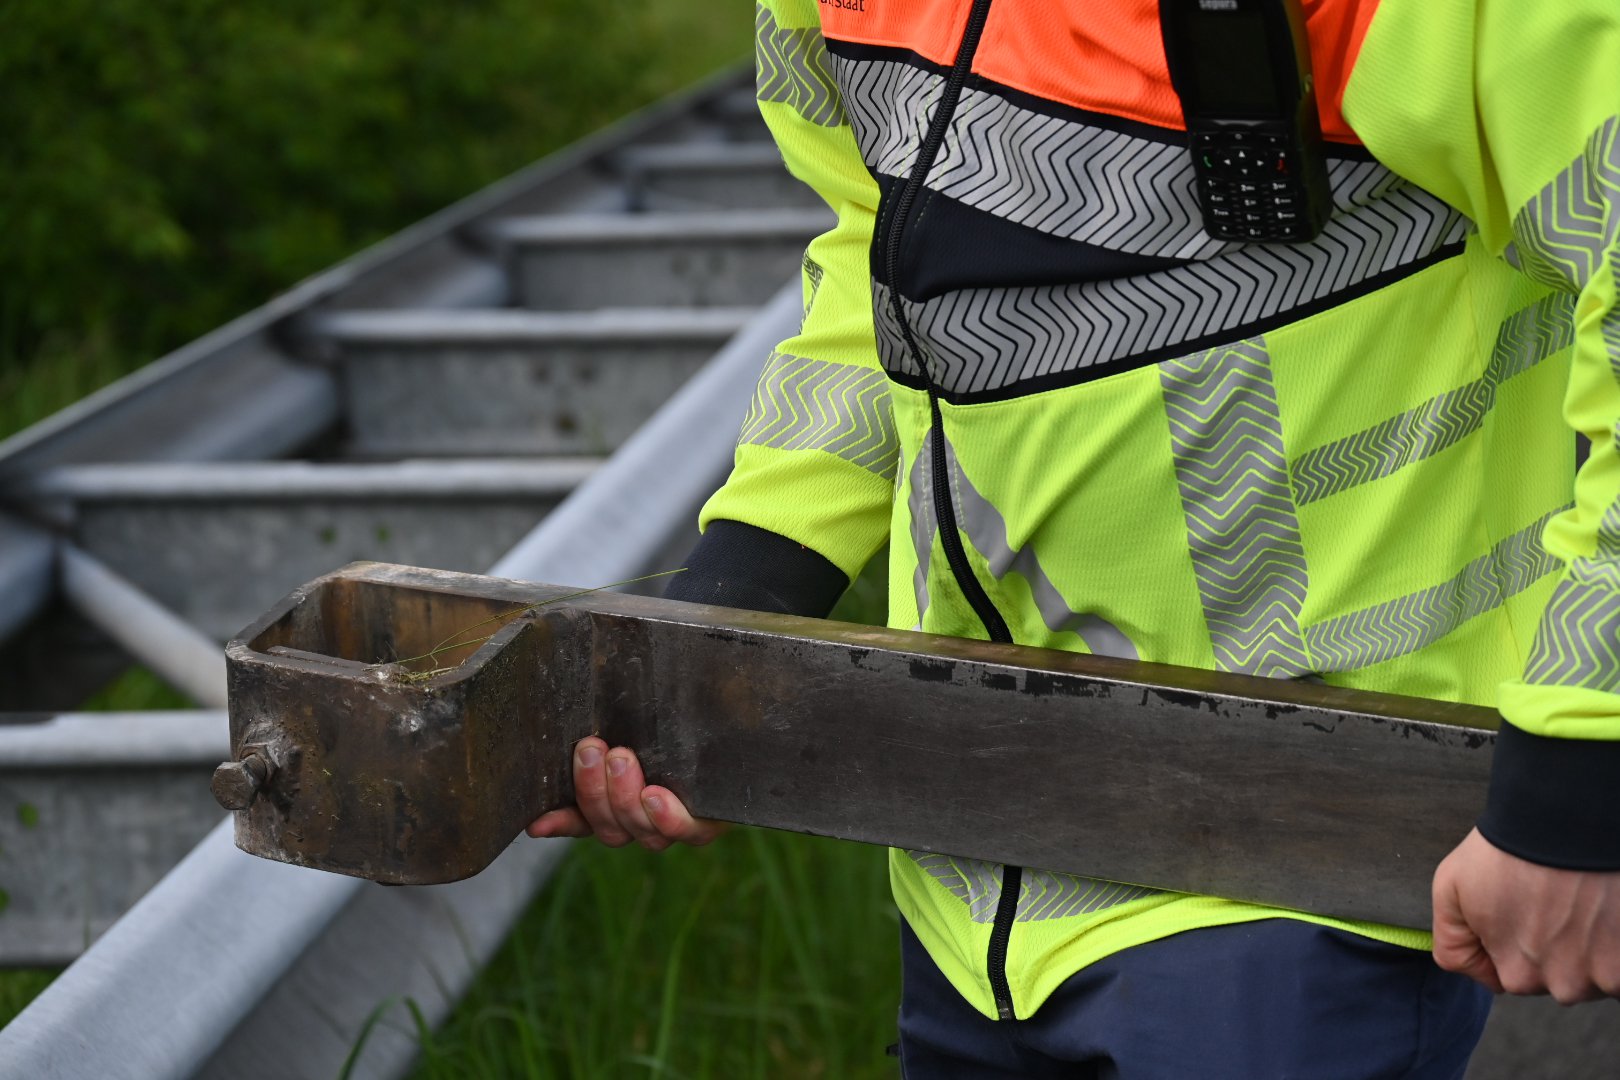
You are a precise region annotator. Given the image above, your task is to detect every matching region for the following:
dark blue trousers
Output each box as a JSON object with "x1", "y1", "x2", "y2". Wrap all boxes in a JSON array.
[{"x1": 899, "y1": 918, "x2": 1492, "y2": 1079}]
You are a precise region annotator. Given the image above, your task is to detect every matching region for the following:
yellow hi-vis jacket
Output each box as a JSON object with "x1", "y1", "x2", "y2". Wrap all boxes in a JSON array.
[{"x1": 702, "y1": 0, "x2": 1620, "y2": 1020}]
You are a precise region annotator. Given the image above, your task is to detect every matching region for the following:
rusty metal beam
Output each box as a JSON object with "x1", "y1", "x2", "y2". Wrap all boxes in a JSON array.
[{"x1": 223, "y1": 561, "x2": 1497, "y2": 932}]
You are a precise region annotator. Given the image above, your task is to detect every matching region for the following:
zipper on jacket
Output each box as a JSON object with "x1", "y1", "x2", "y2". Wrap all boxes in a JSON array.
[
  {"x1": 883, "y1": 0, "x2": 1006, "y2": 648},
  {"x1": 877, "y1": 0, "x2": 1020, "y2": 1022}
]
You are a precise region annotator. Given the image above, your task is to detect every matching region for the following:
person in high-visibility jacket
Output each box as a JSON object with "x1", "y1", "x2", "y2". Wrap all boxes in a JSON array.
[{"x1": 531, "y1": 1, "x2": 1620, "y2": 1073}]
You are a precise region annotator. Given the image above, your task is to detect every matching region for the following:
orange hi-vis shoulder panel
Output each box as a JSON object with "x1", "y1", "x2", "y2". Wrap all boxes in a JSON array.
[
  {"x1": 814, "y1": 0, "x2": 974, "y2": 66},
  {"x1": 818, "y1": 0, "x2": 1382, "y2": 143}
]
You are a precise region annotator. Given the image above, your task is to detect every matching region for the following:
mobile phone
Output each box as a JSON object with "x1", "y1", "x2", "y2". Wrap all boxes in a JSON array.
[{"x1": 1159, "y1": 0, "x2": 1332, "y2": 243}]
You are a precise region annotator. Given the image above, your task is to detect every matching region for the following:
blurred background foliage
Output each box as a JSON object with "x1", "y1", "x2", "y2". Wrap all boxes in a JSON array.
[{"x1": 0, "y1": 0, "x2": 745, "y2": 439}]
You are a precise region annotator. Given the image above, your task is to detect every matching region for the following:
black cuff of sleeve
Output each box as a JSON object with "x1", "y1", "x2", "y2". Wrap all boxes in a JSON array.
[
  {"x1": 661, "y1": 520, "x2": 848, "y2": 619},
  {"x1": 1478, "y1": 719, "x2": 1620, "y2": 871}
]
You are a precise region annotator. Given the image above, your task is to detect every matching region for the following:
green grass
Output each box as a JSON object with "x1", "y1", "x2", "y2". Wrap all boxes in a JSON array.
[
  {"x1": 0, "y1": 970, "x2": 56, "y2": 1031},
  {"x1": 406, "y1": 831, "x2": 901, "y2": 1080},
  {"x1": 79, "y1": 666, "x2": 195, "y2": 711}
]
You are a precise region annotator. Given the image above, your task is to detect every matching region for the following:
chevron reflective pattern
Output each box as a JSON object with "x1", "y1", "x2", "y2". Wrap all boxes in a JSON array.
[
  {"x1": 869, "y1": 206, "x2": 1467, "y2": 398},
  {"x1": 1305, "y1": 508, "x2": 1566, "y2": 672},
  {"x1": 930, "y1": 86, "x2": 1415, "y2": 262},
  {"x1": 943, "y1": 438, "x2": 1138, "y2": 659},
  {"x1": 1291, "y1": 293, "x2": 1576, "y2": 504},
  {"x1": 907, "y1": 443, "x2": 935, "y2": 626},
  {"x1": 754, "y1": 4, "x2": 845, "y2": 127},
  {"x1": 1525, "y1": 494, "x2": 1620, "y2": 691},
  {"x1": 907, "y1": 852, "x2": 1157, "y2": 924},
  {"x1": 837, "y1": 58, "x2": 1454, "y2": 260},
  {"x1": 1595, "y1": 495, "x2": 1620, "y2": 583},
  {"x1": 1510, "y1": 117, "x2": 1619, "y2": 295},
  {"x1": 836, "y1": 56, "x2": 1469, "y2": 397},
  {"x1": 801, "y1": 252, "x2": 824, "y2": 314},
  {"x1": 1504, "y1": 117, "x2": 1620, "y2": 691},
  {"x1": 1161, "y1": 340, "x2": 1312, "y2": 677},
  {"x1": 909, "y1": 852, "x2": 1004, "y2": 922},
  {"x1": 1604, "y1": 307, "x2": 1620, "y2": 380},
  {"x1": 832, "y1": 55, "x2": 940, "y2": 176},
  {"x1": 927, "y1": 86, "x2": 1211, "y2": 260},
  {"x1": 1016, "y1": 869, "x2": 1159, "y2": 923},
  {"x1": 1524, "y1": 576, "x2": 1620, "y2": 693},
  {"x1": 871, "y1": 281, "x2": 924, "y2": 381},
  {"x1": 737, "y1": 351, "x2": 899, "y2": 478}
]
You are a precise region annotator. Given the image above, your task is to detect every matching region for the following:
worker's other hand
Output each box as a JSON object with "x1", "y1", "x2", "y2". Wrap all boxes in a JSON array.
[
  {"x1": 1432, "y1": 827, "x2": 1620, "y2": 1003},
  {"x1": 525, "y1": 736, "x2": 729, "y2": 852}
]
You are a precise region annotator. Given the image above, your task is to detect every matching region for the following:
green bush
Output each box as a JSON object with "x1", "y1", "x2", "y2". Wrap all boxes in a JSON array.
[{"x1": 0, "y1": 0, "x2": 746, "y2": 438}]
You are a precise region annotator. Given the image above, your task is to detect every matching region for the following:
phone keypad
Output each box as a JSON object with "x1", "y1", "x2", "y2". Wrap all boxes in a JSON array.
[{"x1": 1192, "y1": 129, "x2": 1316, "y2": 242}]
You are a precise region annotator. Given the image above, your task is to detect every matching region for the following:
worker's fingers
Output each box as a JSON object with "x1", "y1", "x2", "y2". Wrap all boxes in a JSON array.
[
  {"x1": 642, "y1": 785, "x2": 730, "y2": 847},
  {"x1": 1433, "y1": 915, "x2": 1504, "y2": 994},
  {"x1": 1432, "y1": 848, "x2": 1505, "y2": 993},
  {"x1": 604, "y1": 748, "x2": 665, "y2": 848},
  {"x1": 526, "y1": 807, "x2": 591, "y2": 839},
  {"x1": 571, "y1": 737, "x2": 632, "y2": 846}
]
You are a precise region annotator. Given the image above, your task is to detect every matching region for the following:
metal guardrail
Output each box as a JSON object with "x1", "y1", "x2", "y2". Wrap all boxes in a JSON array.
[
  {"x1": 0, "y1": 62, "x2": 785, "y2": 1076},
  {"x1": 59, "y1": 546, "x2": 229, "y2": 707},
  {"x1": 0, "y1": 282, "x2": 798, "y2": 1080},
  {"x1": 0, "y1": 514, "x2": 51, "y2": 644},
  {"x1": 23, "y1": 462, "x2": 603, "y2": 640},
  {"x1": 0, "y1": 710, "x2": 225, "y2": 966}
]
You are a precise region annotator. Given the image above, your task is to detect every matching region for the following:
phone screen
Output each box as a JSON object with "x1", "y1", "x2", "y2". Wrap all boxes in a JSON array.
[{"x1": 1187, "y1": 10, "x2": 1281, "y2": 116}]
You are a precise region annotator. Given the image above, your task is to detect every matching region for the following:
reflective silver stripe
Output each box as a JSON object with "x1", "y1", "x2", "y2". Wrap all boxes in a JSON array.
[
  {"x1": 870, "y1": 210, "x2": 1468, "y2": 398},
  {"x1": 1507, "y1": 118, "x2": 1620, "y2": 691},
  {"x1": 1160, "y1": 339, "x2": 1313, "y2": 678},
  {"x1": 1525, "y1": 576, "x2": 1620, "y2": 693},
  {"x1": 1290, "y1": 293, "x2": 1575, "y2": 504},
  {"x1": 935, "y1": 89, "x2": 1411, "y2": 261},
  {"x1": 1015, "y1": 870, "x2": 1158, "y2": 923},
  {"x1": 837, "y1": 56, "x2": 1455, "y2": 261},
  {"x1": 1305, "y1": 508, "x2": 1566, "y2": 672},
  {"x1": 942, "y1": 437, "x2": 1138, "y2": 659},
  {"x1": 872, "y1": 280, "x2": 924, "y2": 382},
  {"x1": 1511, "y1": 116, "x2": 1620, "y2": 295},
  {"x1": 908, "y1": 851, "x2": 1003, "y2": 922},
  {"x1": 1604, "y1": 307, "x2": 1620, "y2": 383},
  {"x1": 930, "y1": 85, "x2": 1215, "y2": 261},
  {"x1": 1525, "y1": 495, "x2": 1620, "y2": 691},
  {"x1": 906, "y1": 443, "x2": 935, "y2": 626},
  {"x1": 801, "y1": 252, "x2": 825, "y2": 315},
  {"x1": 1595, "y1": 487, "x2": 1620, "y2": 579},
  {"x1": 906, "y1": 852, "x2": 1158, "y2": 924},
  {"x1": 737, "y1": 351, "x2": 899, "y2": 478},
  {"x1": 754, "y1": 4, "x2": 845, "y2": 127},
  {"x1": 841, "y1": 54, "x2": 1468, "y2": 397},
  {"x1": 835, "y1": 56, "x2": 940, "y2": 176}
]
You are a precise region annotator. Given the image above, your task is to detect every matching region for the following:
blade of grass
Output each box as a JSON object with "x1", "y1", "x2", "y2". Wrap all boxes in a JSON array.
[
  {"x1": 649, "y1": 861, "x2": 720, "y2": 1069},
  {"x1": 338, "y1": 995, "x2": 401, "y2": 1080}
]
